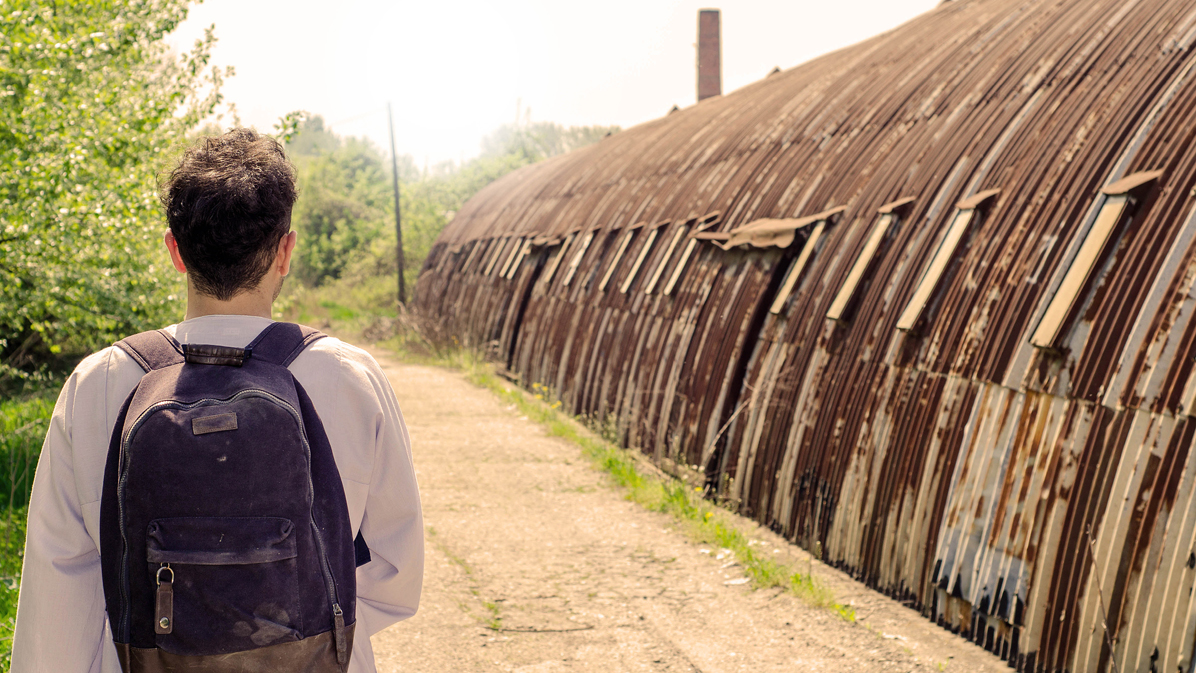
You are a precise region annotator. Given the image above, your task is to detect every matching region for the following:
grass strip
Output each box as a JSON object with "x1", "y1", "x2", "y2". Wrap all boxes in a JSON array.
[
  {"x1": 411, "y1": 349, "x2": 855, "y2": 622},
  {"x1": 0, "y1": 387, "x2": 55, "y2": 671}
]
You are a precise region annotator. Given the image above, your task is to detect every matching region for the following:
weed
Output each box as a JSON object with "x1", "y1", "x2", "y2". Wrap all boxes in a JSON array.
[
  {"x1": 427, "y1": 526, "x2": 508, "y2": 631},
  {"x1": 427, "y1": 526, "x2": 474, "y2": 576},
  {"x1": 481, "y1": 600, "x2": 503, "y2": 631}
]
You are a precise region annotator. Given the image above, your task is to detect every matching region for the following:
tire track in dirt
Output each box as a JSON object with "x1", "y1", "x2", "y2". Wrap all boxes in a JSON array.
[{"x1": 368, "y1": 356, "x2": 1006, "y2": 673}]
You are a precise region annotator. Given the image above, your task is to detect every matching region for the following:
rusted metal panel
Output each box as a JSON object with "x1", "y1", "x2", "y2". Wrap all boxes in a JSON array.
[{"x1": 413, "y1": 0, "x2": 1196, "y2": 669}]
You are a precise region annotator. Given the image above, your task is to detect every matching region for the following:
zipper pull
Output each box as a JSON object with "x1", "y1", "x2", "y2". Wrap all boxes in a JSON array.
[
  {"x1": 332, "y1": 603, "x2": 347, "y2": 664},
  {"x1": 155, "y1": 564, "x2": 174, "y2": 635}
]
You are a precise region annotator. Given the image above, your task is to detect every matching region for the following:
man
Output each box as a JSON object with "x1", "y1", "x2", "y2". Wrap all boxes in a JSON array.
[{"x1": 11, "y1": 128, "x2": 423, "y2": 672}]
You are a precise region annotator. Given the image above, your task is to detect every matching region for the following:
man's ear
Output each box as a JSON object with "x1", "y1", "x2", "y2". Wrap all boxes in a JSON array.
[
  {"x1": 277, "y1": 231, "x2": 298, "y2": 277},
  {"x1": 164, "y1": 230, "x2": 188, "y2": 274}
]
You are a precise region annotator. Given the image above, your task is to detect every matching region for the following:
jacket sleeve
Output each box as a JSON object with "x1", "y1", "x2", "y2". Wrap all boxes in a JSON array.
[
  {"x1": 11, "y1": 364, "x2": 111, "y2": 672},
  {"x1": 341, "y1": 348, "x2": 424, "y2": 637}
]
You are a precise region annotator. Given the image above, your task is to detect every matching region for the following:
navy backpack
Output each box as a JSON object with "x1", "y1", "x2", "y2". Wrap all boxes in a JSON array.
[{"x1": 99, "y1": 322, "x2": 365, "y2": 672}]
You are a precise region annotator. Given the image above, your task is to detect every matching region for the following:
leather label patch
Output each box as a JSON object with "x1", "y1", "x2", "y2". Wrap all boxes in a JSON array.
[{"x1": 192, "y1": 413, "x2": 238, "y2": 435}]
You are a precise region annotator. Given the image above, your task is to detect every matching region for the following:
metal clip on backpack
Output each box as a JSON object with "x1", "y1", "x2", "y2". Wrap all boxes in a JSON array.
[{"x1": 100, "y1": 323, "x2": 357, "y2": 672}]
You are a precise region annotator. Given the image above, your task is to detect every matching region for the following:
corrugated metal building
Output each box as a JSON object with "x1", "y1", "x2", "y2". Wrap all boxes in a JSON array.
[{"x1": 413, "y1": 0, "x2": 1196, "y2": 670}]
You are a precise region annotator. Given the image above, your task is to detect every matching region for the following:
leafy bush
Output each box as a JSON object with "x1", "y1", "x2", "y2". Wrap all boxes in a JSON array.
[{"x1": 0, "y1": 0, "x2": 229, "y2": 374}]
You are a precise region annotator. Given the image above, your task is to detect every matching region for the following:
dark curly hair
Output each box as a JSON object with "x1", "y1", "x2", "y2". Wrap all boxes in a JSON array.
[{"x1": 161, "y1": 128, "x2": 298, "y2": 300}]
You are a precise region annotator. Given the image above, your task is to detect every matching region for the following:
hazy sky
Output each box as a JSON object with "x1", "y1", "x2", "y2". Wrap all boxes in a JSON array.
[{"x1": 168, "y1": 0, "x2": 939, "y2": 165}]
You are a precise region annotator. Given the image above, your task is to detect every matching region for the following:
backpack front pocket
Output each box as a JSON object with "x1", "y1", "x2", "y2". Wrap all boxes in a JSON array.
[{"x1": 146, "y1": 517, "x2": 302, "y2": 655}]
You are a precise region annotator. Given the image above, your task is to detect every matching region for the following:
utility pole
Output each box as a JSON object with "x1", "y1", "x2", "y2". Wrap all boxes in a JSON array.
[{"x1": 387, "y1": 102, "x2": 406, "y2": 306}]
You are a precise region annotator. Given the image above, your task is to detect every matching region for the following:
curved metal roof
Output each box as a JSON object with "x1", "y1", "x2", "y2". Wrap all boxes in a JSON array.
[{"x1": 416, "y1": 0, "x2": 1196, "y2": 670}]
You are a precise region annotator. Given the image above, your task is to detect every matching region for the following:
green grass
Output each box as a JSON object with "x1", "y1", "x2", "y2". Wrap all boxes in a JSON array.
[
  {"x1": 426, "y1": 526, "x2": 506, "y2": 631},
  {"x1": 402, "y1": 345, "x2": 854, "y2": 622},
  {"x1": 0, "y1": 388, "x2": 55, "y2": 670}
]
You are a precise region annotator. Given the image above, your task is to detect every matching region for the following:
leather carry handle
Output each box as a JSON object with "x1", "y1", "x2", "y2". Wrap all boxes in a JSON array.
[{"x1": 182, "y1": 344, "x2": 251, "y2": 367}]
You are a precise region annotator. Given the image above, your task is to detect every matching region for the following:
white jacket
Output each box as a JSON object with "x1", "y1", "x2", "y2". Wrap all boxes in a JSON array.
[{"x1": 11, "y1": 315, "x2": 423, "y2": 672}]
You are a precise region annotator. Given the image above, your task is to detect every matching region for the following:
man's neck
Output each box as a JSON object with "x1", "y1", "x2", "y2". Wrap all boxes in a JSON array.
[{"x1": 184, "y1": 283, "x2": 274, "y2": 321}]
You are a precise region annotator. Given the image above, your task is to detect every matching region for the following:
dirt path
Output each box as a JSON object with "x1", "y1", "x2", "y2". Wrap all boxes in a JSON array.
[{"x1": 367, "y1": 353, "x2": 1008, "y2": 673}]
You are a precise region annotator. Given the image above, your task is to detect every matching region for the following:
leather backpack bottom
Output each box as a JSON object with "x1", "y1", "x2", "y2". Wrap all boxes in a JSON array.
[{"x1": 116, "y1": 624, "x2": 354, "y2": 673}]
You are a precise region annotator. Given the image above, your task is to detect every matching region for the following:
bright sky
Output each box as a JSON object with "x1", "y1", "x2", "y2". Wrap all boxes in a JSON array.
[{"x1": 168, "y1": 0, "x2": 939, "y2": 165}]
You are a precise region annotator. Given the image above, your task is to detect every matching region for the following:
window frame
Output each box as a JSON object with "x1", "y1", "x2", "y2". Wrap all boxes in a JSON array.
[
  {"x1": 503, "y1": 239, "x2": 533, "y2": 280},
  {"x1": 482, "y1": 236, "x2": 512, "y2": 276},
  {"x1": 895, "y1": 189, "x2": 999, "y2": 334},
  {"x1": 769, "y1": 220, "x2": 828, "y2": 315},
  {"x1": 662, "y1": 238, "x2": 699, "y2": 296},
  {"x1": 644, "y1": 222, "x2": 690, "y2": 295},
  {"x1": 619, "y1": 222, "x2": 668, "y2": 294},
  {"x1": 561, "y1": 230, "x2": 596, "y2": 287},
  {"x1": 598, "y1": 224, "x2": 643, "y2": 292},
  {"x1": 826, "y1": 197, "x2": 916, "y2": 322},
  {"x1": 1029, "y1": 169, "x2": 1163, "y2": 351},
  {"x1": 497, "y1": 236, "x2": 525, "y2": 278},
  {"x1": 660, "y1": 213, "x2": 720, "y2": 296},
  {"x1": 461, "y1": 239, "x2": 487, "y2": 274},
  {"x1": 540, "y1": 233, "x2": 576, "y2": 286}
]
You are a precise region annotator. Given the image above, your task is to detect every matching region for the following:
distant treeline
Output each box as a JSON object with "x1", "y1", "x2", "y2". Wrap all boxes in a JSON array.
[{"x1": 282, "y1": 116, "x2": 620, "y2": 314}]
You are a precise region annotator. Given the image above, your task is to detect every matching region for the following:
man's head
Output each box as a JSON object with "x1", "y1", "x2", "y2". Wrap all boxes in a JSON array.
[{"x1": 161, "y1": 128, "x2": 298, "y2": 301}]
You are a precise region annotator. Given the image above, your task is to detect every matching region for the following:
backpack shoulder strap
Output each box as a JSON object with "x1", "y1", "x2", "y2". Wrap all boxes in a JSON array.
[
  {"x1": 247, "y1": 322, "x2": 327, "y2": 367},
  {"x1": 113, "y1": 329, "x2": 185, "y2": 372}
]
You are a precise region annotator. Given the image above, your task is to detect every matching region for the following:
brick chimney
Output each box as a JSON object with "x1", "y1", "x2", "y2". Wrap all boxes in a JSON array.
[{"x1": 697, "y1": 9, "x2": 721, "y2": 102}]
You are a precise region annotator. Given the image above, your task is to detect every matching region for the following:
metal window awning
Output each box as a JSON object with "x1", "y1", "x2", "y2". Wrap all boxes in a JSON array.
[
  {"x1": 956, "y1": 188, "x2": 1001, "y2": 210},
  {"x1": 1100, "y1": 169, "x2": 1163, "y2": 195},
  {"x1": 877, "y1": 196, "x2": 917, "y2": 214},
  {"x1": 713, "y1": 205, "x2": 846, "y2": 250}
]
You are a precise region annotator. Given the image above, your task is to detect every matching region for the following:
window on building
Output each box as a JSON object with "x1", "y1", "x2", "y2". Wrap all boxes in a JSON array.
[
  {"x1": 645, "y1": 222, "x2": 691, "y2": 294},
  {"x1": 826, "y1": 197, "x2": 916, "y2": 322},
  {"x1": 1029, "y1": 169, "x2": 1163, "y2": 350},
  {"x1": 497, "y1": 237, "x2": 525, "y2": 278},
  {"x1": 540, "y1": 233, "x2": 575, "y2": 286},
  {"x1": 461, "y1": 239, "x2": 486, "y2": 274},
  {"x1": 434, "y1": 246, "x2": 455, "y2": 275},
  {"x1": 769, "y1": 221, "x2": 828, "y2": 314},
  {"x1": 619, "y1": 222, "x2": 667, "y2": 294},
  {"x1": 561, "y1": 230, "x2": 596, "y2": 287},
  {"x1": 482, "y1": 237, "x2": 512, "y2": 276},
  {"x1": 895, "y1": 189, "x2": 1000, "y2": 334},
  {"x1": 581, "y1": 228, "x2": 620, "y2": 291},
  {"x1": 503, "y1": 239, "x2": 533, "y2": 280},
  {"x1": 599, "y1": 224, "x2": 643, "y2": 292},
  {"x1": 660, "y1": 213, "x2": 719, "y2": 296},
  {"x1": 663, "y1": 238, "x2": 698, "y2": 296}
]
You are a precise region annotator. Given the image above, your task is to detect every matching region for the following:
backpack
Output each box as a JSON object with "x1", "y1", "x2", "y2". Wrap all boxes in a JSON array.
[{"x1": 99, "y1": 322, "x2": 362, "y2": 672}]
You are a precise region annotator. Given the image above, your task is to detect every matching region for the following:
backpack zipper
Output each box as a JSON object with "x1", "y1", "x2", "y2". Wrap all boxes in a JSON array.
[{"x1": 118, "y1": 388, "x2": 343, "y2": 647}]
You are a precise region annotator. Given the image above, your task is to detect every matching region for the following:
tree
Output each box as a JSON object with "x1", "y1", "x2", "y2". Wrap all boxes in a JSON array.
[
  {"x1": 287, "y1": 117, "x2": 394, "y2": 286},
  {"x1": 282, "y1": 116, "x2": 621, "y2": 313},
  {"x1": 0, "y1": 0, "x2": 229, "y2": 375}
]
